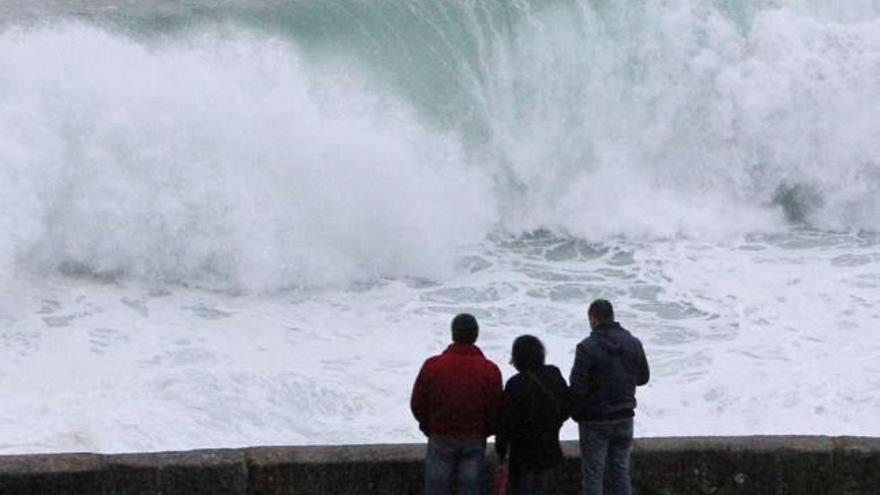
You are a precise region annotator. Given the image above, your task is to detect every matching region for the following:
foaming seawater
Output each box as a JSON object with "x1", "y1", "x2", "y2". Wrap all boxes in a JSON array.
[
  {"x1": 0, "y1": 24, "x2": 492, "y2": 290},
  {"x1": 484, "y1": 3, "x2": 880, "y2": 237},
  {"x1": 0, "y1": 229, "x2": 878, "y2": 453}
]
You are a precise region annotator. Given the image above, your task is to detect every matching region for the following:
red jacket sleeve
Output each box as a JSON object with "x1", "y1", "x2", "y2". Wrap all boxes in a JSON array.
[{"x1": 410, "y1": 361, "x2": 431, "y2": 433}]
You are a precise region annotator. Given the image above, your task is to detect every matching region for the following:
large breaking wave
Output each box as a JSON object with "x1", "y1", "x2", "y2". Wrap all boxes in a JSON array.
[{"x1": 1, "y1": 0, "x2": 879, "y2": 289}]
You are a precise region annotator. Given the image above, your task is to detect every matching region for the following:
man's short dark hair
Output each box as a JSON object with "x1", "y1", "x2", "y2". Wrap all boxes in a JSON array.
[
  {"x1": 451, "y1": 313, "x2": 479, "y2": 344},
  {"x1": 511, "y1": 335, "x2": 545, "y2": 372},
  {"x1": 588, "y1": 299, "x2": 614, "y2": 323}
]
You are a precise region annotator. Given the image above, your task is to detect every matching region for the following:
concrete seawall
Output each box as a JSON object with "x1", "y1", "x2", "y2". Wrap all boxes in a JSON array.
[{"x1": 0, "y1": 436, "x2": 876, "y2": 494}]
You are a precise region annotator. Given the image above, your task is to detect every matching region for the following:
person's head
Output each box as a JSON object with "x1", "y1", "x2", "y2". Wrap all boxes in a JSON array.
[
  {"x1": 451, "y1": 313, "x2": 479, "y2": 344},
  {"x1": 510, "y1": 335, "x2": 545, "y2": 372},
  {"x1": 588, "y1": 299, "x2": 614, "y2": 330}
]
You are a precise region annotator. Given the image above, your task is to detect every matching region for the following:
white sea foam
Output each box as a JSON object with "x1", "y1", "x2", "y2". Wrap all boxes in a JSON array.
[
  {"x1": 478, "y1": 3, "x2": 880, "y2": 237},
  {"x1": 1, "y1": 231, "x2": 879, "y2": 454},
  {"x1": 0, "y1": 25, "x2": 493, "y2": 291}
]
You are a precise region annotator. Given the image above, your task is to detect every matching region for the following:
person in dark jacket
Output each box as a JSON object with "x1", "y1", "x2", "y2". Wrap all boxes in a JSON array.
[
  {"x1": 570, "y1": 300, "x2": 649, "y2": 495},
  {"x1": 496, "y1": 335, "x2": 570, "y2": 495},
  {"x1": 411, "y1": 313, "x2": 503, "y2": 495}
]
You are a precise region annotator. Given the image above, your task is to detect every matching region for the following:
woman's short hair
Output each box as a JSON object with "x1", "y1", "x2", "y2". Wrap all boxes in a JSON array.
[{"x1": 511, "y1": 335, "x2": 545, "y2": 371}]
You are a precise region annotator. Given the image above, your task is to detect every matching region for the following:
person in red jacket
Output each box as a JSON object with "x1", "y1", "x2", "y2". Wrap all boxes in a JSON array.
[{"x1": 411, "y1": 313, "x2": 503, "y2": 495}]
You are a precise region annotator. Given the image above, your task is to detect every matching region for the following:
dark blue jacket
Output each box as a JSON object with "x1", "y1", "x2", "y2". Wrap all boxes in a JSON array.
[{"x1": 569, "y1": 321, "x2": 649, "y2": 422}]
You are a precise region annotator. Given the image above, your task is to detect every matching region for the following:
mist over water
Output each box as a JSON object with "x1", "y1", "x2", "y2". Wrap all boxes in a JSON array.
[{"x1": 0, "y1": 0, "x2": 879, "y2": 453}]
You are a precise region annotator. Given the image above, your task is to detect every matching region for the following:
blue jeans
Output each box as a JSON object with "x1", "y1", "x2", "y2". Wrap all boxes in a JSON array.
[
  {"x1": 425, "y1": 435, "x2": 486, "y2": 495},
  {"x1": 578, "y1": 418, "x2": 634, "y2": 495},
  {"x1": 509, "y1": 468, "x2": 550, "y2": 495}
]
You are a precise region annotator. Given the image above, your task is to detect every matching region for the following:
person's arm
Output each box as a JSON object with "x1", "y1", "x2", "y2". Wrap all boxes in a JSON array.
[
  {"x1": 569, "y1": 343, "x2": 592, "y2": 420},
  {"x1": 569, "y1": 343, "x2": 592, "y2": 396},
  {"x1": 553, "y1": 366, "x2": 572, "y2": 425},
  {"x1": 636, "y1": 341, "x2": 650, "y2": 386},
  {"x1": 410, "y1": 362, "x2": 431, "y2": 433},
  {"x1": 487, "y1": 365, "x2": 503, "y2": 436},
  {"x1": 495, "y1": 383, "x2": 513, "y2": 460}
]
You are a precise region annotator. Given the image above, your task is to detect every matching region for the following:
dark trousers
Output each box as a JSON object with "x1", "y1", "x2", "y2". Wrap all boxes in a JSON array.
[
  {"x1": 425, "y1": 435, "x2": 486, "y2": 495},
  {"x1": 578, "y1": 418, "x2": 634, "y2": 495},
  {"x1": 509, "y1": 467, "x2": 551, "y2": 495}
]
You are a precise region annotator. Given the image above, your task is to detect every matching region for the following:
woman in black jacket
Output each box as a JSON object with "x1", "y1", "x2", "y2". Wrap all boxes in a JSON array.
[{"x1": 496, "y1": 335, "x2": 570, "y2": 495}]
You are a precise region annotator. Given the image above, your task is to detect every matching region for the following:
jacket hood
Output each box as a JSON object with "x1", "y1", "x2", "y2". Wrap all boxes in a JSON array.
[{"x1": 593, "y1": 322, "x2": 625, "y2": 354}]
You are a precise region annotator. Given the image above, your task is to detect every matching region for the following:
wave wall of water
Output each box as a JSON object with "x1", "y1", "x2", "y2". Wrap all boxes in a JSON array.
[{"x1": 1, "y1": 0, "x2": 879, "y2": 289}]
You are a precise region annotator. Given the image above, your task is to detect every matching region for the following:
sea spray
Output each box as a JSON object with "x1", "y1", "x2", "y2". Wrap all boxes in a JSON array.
[
  {"x1": 0, "y1": 25, "x2": 493, "y2": 290},
  {"x1": 1, "y1": 1, "x2": 878, "y2": 291}
]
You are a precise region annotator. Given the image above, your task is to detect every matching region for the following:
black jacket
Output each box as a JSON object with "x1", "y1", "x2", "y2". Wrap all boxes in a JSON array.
[
  {"x1": 495, "y1": 365, "x2": 570, "y2": 474},
  {"x1": 569, "y1": 322, "x2": 650, "y2": 422}
]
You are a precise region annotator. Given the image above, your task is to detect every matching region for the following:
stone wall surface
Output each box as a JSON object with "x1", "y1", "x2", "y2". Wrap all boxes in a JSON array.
[{"x1": 0, "y1": 436, "x2": 875, "y2": 495}]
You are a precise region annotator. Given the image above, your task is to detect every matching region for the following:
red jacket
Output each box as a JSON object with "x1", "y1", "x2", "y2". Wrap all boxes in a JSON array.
[{"x1": 410, "y1": 344, "x2": 503, "y2": 439}]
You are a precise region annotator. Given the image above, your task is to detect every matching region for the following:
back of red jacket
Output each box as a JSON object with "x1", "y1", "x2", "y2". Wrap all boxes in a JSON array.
[{"x1": 410, "y1": 344, "x2": 503, "y2": 439}]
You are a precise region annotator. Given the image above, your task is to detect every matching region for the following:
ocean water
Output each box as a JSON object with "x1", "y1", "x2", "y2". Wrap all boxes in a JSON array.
[{"x1": 0, "y1": 0, "x2": 878, "y2": 454}]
